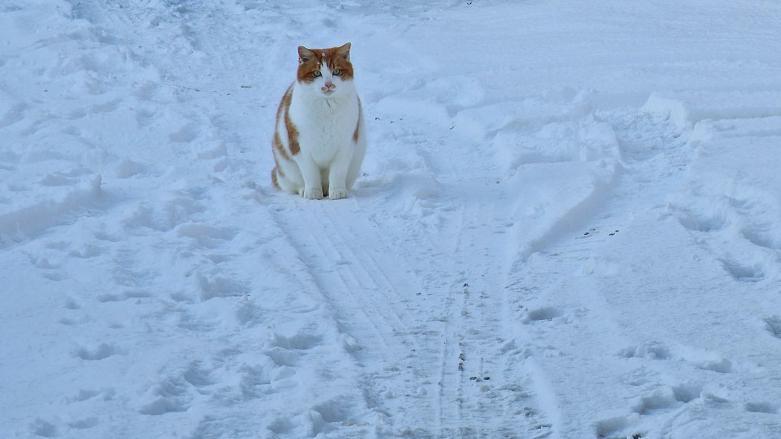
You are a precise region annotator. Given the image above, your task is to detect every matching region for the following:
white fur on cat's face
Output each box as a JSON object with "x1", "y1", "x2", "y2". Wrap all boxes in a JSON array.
[
  {"x1": 297, "y1": 62, "x2": 354, "y2": 100},
  {"x1": 296, "y1": 44, "x2": 354, "y2": 99}
]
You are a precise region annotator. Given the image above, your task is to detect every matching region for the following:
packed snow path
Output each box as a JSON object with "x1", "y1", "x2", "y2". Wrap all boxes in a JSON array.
[{"x1": 2, "y1": 1, "x2": 781, "y2": 438}]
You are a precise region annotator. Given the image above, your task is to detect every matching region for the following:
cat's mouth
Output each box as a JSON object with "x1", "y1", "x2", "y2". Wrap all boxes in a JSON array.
[{"x1": 321, "y1": 89, "x2": 335, "y2": 96}]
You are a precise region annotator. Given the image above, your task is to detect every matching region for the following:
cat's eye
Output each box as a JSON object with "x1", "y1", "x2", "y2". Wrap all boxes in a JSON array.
[
  {"x1": 312, "y1": 71, "x2": 321, "y2": 77},
  {"x1": 333, "y1": 69, "x2": 342, "y2": 76}
]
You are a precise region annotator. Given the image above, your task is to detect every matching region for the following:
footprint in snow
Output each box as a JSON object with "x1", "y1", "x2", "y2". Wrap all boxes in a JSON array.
[
  {"x1": 30, "y1": 418, "x2": 58, "y2": 438},
  {"x1": 138, "y1": 376, "x2": 192, "y2": 416},
  {"x1": 618, "y1": 341, "x2": 671, "y2": 360},
  {"x1": 764, "y1": 316, "x2": 781, "y2": 339},
  {"x1": 673, "y1": 206, "x2": 727, "y2": 233},
  {"x1": 74, "y1": 343, "x2": 117, "y2": 361},
  {"x1": 745, "y1": 401, "x2": 778, "y2": 414},
  {"x1": 523, "y1": 306, "x2": 562, "y2": 323},
  {"x1": 719, "y1": 258, "x2": 765, "y2": 283},
  {"x1": 741, "y1": 225, "x2": 781, "y2": 250},
  {"x1": 308, "y1": 396, "x2": 358, "y2": 437},
  {"x1": 67, "y1": 417, "x2": 99, "y2": 430},
  {"x1": 239, "y1": 364, "x2": 271, "y2": 400},
  {"x1": 271, "y1": 332, "x2": 323, "y2": 350},
  {"x1": 595, "y1": 383, "x2": 701, "y2": 438}
]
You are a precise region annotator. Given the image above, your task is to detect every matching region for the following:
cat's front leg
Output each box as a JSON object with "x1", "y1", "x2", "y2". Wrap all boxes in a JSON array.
[
  {"x1": 296, "y1": 155, "x2": 323, "y2": 199},
  {"x1": 327, "y1": 147, "x2": 353, "y2": 200}
]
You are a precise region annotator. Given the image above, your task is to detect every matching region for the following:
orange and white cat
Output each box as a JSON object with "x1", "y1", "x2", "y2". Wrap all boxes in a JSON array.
[{"x1": 271, "y1": 42, "x2": 366, "y2": 199}]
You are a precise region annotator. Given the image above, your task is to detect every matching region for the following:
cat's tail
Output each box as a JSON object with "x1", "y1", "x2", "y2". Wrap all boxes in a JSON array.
[{"x1": 271, "y1": 167, "x2": 280, "y2": 189}]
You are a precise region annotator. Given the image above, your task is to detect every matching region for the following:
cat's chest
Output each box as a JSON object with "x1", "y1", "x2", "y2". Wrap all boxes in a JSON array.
[{"x1": 291, "y1": 99, "x2": 358, "y2": 163}]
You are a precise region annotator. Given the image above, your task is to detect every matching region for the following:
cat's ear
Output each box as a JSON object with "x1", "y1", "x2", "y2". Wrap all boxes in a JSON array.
[
  {"x1": 298, "y1": 46, "x2": 315, "y2": 63},
  {"x1": 336, "y1": 42, "x2": 351, "y2": 60}
]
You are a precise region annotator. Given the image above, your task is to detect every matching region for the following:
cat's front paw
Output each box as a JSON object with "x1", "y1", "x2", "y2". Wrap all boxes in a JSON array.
[
  {"x1": 328, "y1": 187, "x2": 348, "y2": 200},
  {"x1": 302, "y1": 187, "x2": 324, "y2": 199}
]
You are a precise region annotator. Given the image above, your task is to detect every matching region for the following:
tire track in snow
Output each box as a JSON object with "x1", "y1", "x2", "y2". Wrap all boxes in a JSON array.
[
  {"x1": 267, "y1": 195, "x2": 444, "y2": 436},
  {"x1": 432, "y1": 194, "x2": 556, "y2": 439},
  {"x1": 386, "y1": 103, "x2": 557, "y2": 436}
]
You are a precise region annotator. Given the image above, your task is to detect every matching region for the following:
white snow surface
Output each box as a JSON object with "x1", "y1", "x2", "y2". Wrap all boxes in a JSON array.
[{"x1": 2, "y1": 1, "x2": 781, "y2": 438}]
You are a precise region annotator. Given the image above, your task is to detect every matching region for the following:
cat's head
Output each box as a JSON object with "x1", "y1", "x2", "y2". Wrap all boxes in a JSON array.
[{"x1": 296, "y1": 43, "x2": 354, "y2": 98}]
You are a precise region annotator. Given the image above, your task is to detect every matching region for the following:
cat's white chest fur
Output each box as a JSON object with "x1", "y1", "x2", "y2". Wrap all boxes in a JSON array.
[{"x1": 290, "y1": 92, "x2": 359, "y2": 167}]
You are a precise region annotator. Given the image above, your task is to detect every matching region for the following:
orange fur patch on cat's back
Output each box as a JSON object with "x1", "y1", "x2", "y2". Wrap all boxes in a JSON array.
[
  {"x1": 271, "y1": 167, "x2": 279, "y2": 188},
  {"x1": 353, "y1": 97, "x2": 362, "y2": 142},
  {"x1": 272, "y1": 84, "x2": 299, "y2": 157},
  {"x1": 270, "y1": 85, "x2": 296, "y2": 186}
]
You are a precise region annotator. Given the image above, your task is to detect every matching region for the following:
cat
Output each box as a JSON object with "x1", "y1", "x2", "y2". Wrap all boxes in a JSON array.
[{"x1": 270, "y1": 42, "x2": 366, "y2": 200}]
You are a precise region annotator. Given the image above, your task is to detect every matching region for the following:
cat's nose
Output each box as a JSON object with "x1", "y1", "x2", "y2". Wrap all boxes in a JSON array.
[{"x1": 323, "y1": 81, "x2": 335, "y2": 90}]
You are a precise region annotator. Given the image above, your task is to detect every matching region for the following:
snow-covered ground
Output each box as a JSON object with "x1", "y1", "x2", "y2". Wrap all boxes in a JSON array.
[{"x1": 2, "y1": 1, "x2": 781, "y2": 438}]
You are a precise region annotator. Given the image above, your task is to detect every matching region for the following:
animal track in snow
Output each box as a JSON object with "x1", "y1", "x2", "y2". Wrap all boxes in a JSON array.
[
  {"x1": 618, "y1": 341, "x2": 671, "y2": 360},
  {"x1": 182, "y1": 361, "x2": 214, "y2": 387},
  {"x1": 114, "y1": 159, "x2": 146, "y2": 178},
  {"x1": 631, "y1": 386, "x2": 694, "y2": 415},
  {"x1": 595, "y1": 383, "x2": 702, "y2": 438},
  {"x1": 267, "y1": 417, "x2": 294, "y2": 435},
  {"x1": 122, "y1": 197, "x2": 205, "y2": 232},
  {"x1": 523, "y1": 306, "x2": 563, "y2": 323},
  {"x1": 271, "y1": 332, "x2": 323, "y2": 350},
  {"x1": 239, "y1": 364, "x2": 270, "y2": 400},
  {"x1": 74, "y1": 342, "x2": 116, "y2": 360},
  {"x1": 671, "y1": 382, "x2": 703, "y2": 403},
  {"x1": 0, "y1": 102, "x2": 26, "y2": 128},
  {"x1": 30, "y1": 418, "x2": 58, "y2": 437},
  {"x1": 309, "y1": 396, "x2": 359, "y2": 437},
  {"x1": 265, "y1": 348, "x2": 300, "y2": 367},
  {"x1": 594, "y1": 415, "x2": 636, "y2": 439},
  {"x1": 235, "y1": 300, "x2": 264, "y2": 326},
  {"x1": 763, "y1": 316, "x2": 781, "y2": 338},
  {"x1": 97, "y1": 289, "x2": 152, "y2": 302},
  {"x1": 67, "y1": 417, "x2": 99, "y2": 429},
  {"x1": 169, "y1": 123, "x2": 199, "y2": 143},
  {"x1": 176, "y1": 223, "x2": 237, "y2": 248},
  {"x1": 673, "y1": 206, "x2": 727, "y2": 233},
  {"x1": 695, "y1": 357, "x2": 733, "y2": 374},
  {"x1": 197, "y1": 274, "x2": 248, "y2": 301},
  {"x1": 138, "y1": 376, "x2": 191, "y2": 415},
  {"x1": 745, "y1": 401, "x2": 778, "y2": 414},
  {"x1": 719, "y1": 258, "x2": 765, "y2": 282}
]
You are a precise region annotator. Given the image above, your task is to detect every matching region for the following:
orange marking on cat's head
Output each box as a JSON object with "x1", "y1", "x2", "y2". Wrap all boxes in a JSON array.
[{"x1": 297, "y1": 43, "x2": 354, "y2": 84}]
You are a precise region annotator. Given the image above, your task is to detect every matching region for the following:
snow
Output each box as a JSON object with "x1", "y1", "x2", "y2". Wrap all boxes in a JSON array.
[{"x1": 1, "y1": 0, "x2": 781, "y2": 438}]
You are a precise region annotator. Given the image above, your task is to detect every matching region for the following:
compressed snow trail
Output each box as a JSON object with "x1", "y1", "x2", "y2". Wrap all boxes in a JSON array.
[{"x1": 3, "y1": 1, "x2": 781, "y2": 439}]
